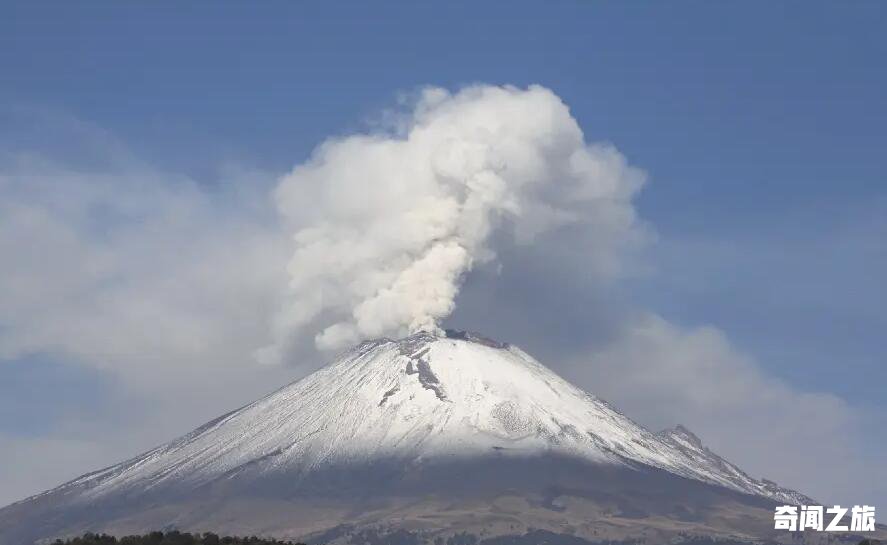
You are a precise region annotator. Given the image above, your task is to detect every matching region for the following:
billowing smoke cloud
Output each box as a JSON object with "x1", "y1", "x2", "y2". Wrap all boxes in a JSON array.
[{"x1": 261, "y1": 85, "x2": 646, "y2": 361}]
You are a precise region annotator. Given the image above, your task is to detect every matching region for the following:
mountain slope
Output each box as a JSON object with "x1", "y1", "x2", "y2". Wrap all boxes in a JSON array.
[{"x1": 0, "y1": 331, "x2": 846, "y2": 545}]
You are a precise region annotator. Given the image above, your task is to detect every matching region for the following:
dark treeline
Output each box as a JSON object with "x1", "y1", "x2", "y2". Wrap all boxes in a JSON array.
[
  {"x1": 47, "y1": 532, "x2": 884, "y2": 545},
  {"x1": 52, "y1": 531, "x2": 308, "y2": 545}
]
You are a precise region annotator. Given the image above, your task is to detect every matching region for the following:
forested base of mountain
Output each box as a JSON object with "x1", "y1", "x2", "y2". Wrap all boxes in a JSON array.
[
  {"x1": 49, "y1": 531, "x2": 884, "y2": 545},
  {"x1": 52, "y1": 532, "x2": 306, "y2": 545}
]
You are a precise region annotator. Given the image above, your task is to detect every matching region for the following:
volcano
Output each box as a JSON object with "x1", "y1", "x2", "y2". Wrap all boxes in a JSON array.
[{"x1": 1, "y1": 331, "x2": 873, "y2": 545}]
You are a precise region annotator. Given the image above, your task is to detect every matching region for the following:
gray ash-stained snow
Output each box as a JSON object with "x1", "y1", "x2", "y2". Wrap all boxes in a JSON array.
[
  {"x1": 413, "y1": 358, "x2": 447, "y2": 402},
  {"x1": 379, "y1": 385, "x2": 399, "y2": 406}
]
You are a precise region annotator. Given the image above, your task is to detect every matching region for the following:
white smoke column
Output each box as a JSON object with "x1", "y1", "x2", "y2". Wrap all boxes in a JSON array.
[{"x1": 261, "y1": 84, "x2": 645, "y2": 362}]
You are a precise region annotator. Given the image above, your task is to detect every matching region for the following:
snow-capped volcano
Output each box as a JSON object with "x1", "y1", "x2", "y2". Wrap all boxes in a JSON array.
[
  {"x1": 0, "y1": 330, "x2": 837, "y2": 545},
  {"x1": 59, "y1": 330, "x2": 804, "y2": 504}
]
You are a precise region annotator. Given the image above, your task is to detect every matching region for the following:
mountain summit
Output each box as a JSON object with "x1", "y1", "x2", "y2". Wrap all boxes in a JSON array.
[{"x1": 0, "y1": 331, "x2": 850, "y2": 545}]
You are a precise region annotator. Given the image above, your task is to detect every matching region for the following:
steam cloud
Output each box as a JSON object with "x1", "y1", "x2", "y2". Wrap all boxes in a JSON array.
[{"x1": 261, "y1": 85, "x2": 645, "y2": 362}]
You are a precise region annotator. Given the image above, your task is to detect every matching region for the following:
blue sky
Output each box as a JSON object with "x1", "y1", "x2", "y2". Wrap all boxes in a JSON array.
[{"x1": 1, "y1": 2, "x2": 884, "y2": 507}]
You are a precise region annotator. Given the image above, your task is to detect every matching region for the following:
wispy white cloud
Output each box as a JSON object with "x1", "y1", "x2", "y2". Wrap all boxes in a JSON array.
[
  {"x1": 0, "y1": 114, "x2": 289, "y2": 381},
  {"x1": 575, "y1": 313, "x2": 882, "y2": 505}
]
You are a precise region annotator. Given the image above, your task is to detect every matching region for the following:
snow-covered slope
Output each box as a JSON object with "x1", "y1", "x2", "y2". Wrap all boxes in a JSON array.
[
  {"x1": 656, "y1": 425, "x2": 811, "y2": 506},
  {"x1": 2, "y1": 330, "x2": 835, "y2": 545},
  {"x1": 40, "y1": 330, "x2": 807, "y2": 506}
]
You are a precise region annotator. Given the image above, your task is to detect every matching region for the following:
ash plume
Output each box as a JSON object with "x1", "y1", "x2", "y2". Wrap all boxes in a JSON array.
[{"x1": 259, "y1": 85, "x2": 645, "y2": 362}]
